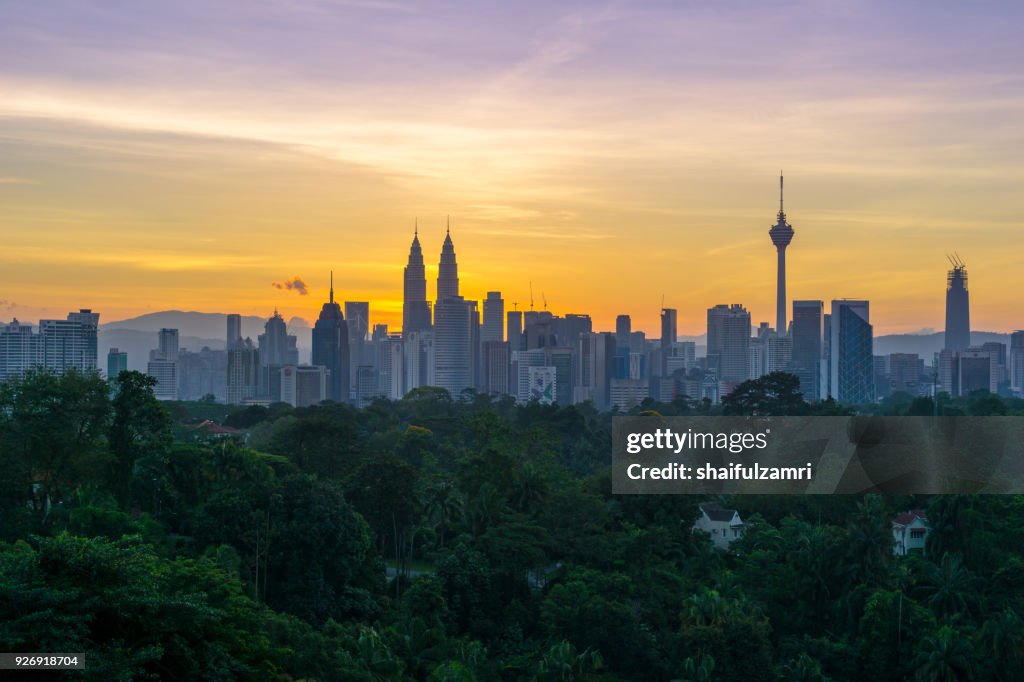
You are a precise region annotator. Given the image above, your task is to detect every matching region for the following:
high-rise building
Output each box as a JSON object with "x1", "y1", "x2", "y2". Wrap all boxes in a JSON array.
[
  {"x1": 481, "y1": 340, "x2": 510, "y2": 395},
  {"x1": 432, "y1": 295, "x2": 473, "y2": 398},
  {"x1": 107, "y1": 347, "x2": 128, "y2": 381},
  {"x1": 437, "y1": 221, "x2": 459, "y2": 302},
  {"x1": 944, "y1": 256, "x2": 970, "y2": 352},
  {"x1": 889, "y1": 353, "x2": 925, "y2": 396},
  {"x1": 402, "y1": 224, "x2": 432, "y2": 337},
  {"x1": 403, "y1": 330, "x2": 434, "y2": 393},
  {"x1": 769, "y1": 174, "x2": 795, "y2": 336},
  {"x1": 507, "y1": 310, "x2": 523, "y2": 352},
  {"x1": 575, "y1": 332, "x2": 615, "y2": 409},
  {"x1": 615, "y1": 315, "x2": 631, "y2": 351},
  {"x1": 177, "y1": 347, "x2": 227, "y2": 401},
  {"x1": 828, "y1": 300, "x2": 874, "y2": 404},
  {"x1": 0, "y1": 319, "x2": 40, "y2": 382},
  {"x1": 258, "y1": 310, "x2": 295, "y2": 367},
  {"x1": 39, "y1": 309, "x2": 100, "y2": 375},
  {"x1": 790, "y1": 300, "x2": 824, "y2": 401},
  {"x1": 226, "y1": 339, "x2": 259, "y2": 404},
  {"x1": 1011, "y1": 331, "x2": 1024, "y2": 395},
  {"x1": 147, "y1": 328, "x2": 179, "y2": 400},
  {"x1": 482, "y1": 292, "x2": 504, "y2": 344},
  {"x1": 312, "y1": 273, "x2": 350, "y2": 403},
  {"x1": 660, "y1": 308, "x2": 677, "y2": 375},
  {"x1": 344, "y1": 301, "x2": 370, "y2": 392},
  {"x1": 226, "y1": 314, "x2": 242, "y2": 350},
  {"x1": 281, "y1": 365, "x2": 328, "y2": 407},
  {"x1": 707, "y1": 304, "x2": 751, "y2": 390}
]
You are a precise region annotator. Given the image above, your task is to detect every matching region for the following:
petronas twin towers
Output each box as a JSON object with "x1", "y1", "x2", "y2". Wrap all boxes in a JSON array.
[{"x1": 402, "y1": 219, "x2": 460, "y2": 337}]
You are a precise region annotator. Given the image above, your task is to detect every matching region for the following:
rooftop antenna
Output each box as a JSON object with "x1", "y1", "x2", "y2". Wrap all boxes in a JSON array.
[
  {"x1": 661, "y1": 293, "x2": 665, "y2": 311},
  {"x1": 329, "y1": 270, "x2": 334, "y2": 304},
  {"x1": 414, "y1": 217, "x2": 418, "y2": 238},
  {"x1": 446, "y1": 215, "x2": 450, "y2": 236},
  {"x1": 779, "y1": 170, "x2": 784, "y2": 214},
  {"x1": 513, "y1": 301, "x2": 519, "y2": 312}
]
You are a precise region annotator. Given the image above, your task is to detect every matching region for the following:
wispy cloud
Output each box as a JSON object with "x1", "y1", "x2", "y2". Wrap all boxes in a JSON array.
[{"x1": 272, "y1": 276, "x2": 309, "y2": 295}]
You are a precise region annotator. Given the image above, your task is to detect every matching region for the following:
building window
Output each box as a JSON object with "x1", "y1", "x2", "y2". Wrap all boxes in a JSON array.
[{"x1": 910, "y1": 528, "x2": 925, "y2": 540}]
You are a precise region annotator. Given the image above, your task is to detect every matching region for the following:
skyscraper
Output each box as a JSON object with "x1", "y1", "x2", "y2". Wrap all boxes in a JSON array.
[
  {"x1": 769, "y1": 173, "x2": 795, "y2": 336},
  {"x1": 1011, "y1": 331, "x2": 1024, "y2": 395},
  {"x1": 944, "y1": 256, "x2": 970, "y2": 352},
  {"x1": 107, "y1": 347, "x2": 128, "y2": 381},
  {"x1": 482, "y1": 291, "x2": 504, "y2": 343},
  {"x1": 790, "y1": 300, "x2": 824, "y2": 401},
  {"x1": 147, "y1": 328, "x2": 179, "y2": 401},
  {"x1": 507, "y1": 310, "x2": 523, "y2": 352},
  {"x1": 707, "y1": 304, "x2": 751, "y2": 387},
  {"x1": 432, "y1": 295, "x2": 473, "y2": 397},
  {"x1": 38, "y1": 309, "x2": 100, "y2": 375},
  {"x1": 437, "y1": 220, "x2": 459, "y2": 302},
  {"x1": 345, "y1": 301, "x2": 370, "y2": 392},
  {"x1": 312, "y1": 272, "x2": 350, "y2": 403},
  {"x1": 660, "y1": 308, "x2": 678, "y2": 376},
  {"x1": 615, "y1": 315, "x2": 631, "y2": 350},
  {"x1": 828, "y1": 300, "x2": 874, "y2": 404},
  {"x1": 226, "y1": 314, "x2": 242, "y2": 349},
  {"x1": 402, "y1": 223, "x2": 432, "y2": 336}
]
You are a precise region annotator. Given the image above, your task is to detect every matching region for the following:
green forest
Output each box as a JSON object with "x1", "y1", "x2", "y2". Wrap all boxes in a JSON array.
[{"x1": 2, "y1": 369, "x2": 1024, "y2": 681}]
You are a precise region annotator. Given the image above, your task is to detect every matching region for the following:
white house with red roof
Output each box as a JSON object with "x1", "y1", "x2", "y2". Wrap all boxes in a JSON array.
[{"x1": 892, "y1": 510, "x2": 929, "y2": 556}]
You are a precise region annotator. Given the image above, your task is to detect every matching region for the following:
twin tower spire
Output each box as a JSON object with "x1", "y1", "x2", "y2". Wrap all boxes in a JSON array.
[{"x1": 403, "y1": 217, "x2": 457, "y2": 335}]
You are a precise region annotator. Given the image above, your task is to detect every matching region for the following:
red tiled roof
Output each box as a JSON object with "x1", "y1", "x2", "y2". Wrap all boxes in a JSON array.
[{"x1": 893, "y1": 510, "x2": 927, "y2": 526}]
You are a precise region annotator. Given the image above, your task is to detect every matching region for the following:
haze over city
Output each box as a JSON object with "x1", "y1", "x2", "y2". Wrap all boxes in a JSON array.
[{"x1": 2, "y1": 0, "x2": 1023, "y2": 335}]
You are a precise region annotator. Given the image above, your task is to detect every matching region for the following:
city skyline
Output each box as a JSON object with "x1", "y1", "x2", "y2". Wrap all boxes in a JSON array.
[{"x1": 3, "y1": 2, "x2": 1023, "y2": 335}]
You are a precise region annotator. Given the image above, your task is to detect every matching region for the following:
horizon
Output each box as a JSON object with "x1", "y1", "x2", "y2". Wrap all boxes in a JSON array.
[{"x1": 3, "y1": 1, "x2": 1023, "y2": 336}]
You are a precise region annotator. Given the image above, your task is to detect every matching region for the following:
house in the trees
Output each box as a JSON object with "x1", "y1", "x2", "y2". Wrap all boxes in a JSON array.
[
  {"x1": 892, "y1": 510, "x2": 929, "y2": 555},
  {"x1": 694, "y1": 501, "x2": 745, "y2": 549}
]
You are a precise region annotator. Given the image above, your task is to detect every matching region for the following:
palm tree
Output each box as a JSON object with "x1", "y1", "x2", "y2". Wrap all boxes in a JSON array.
[
  {"x1": 913, "y1": 625, "x2": 974, "y2": 682},
  {"x1": 981, "y1": 608, "x2": 1024, "y2": 680},
  {"x1": 673, "y1": 652, "x2": 715, "y2": 682},
  {"x1": 914, "y1": 554, "x2": 975, "y2": 621}
]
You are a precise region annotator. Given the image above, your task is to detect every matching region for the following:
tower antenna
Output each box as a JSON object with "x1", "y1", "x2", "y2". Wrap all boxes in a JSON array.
[
  {"x1": 329, "y1": 270, "x2": 334, "y2": 304},
  {"x1": 779, "y1": 170, "x2": 784, "y2": 214}
]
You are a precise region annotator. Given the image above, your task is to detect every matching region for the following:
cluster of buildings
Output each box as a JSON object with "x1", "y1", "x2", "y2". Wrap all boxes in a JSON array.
[{"x1": 4, "y1": 177, "x2": 1024, "y2": 408}]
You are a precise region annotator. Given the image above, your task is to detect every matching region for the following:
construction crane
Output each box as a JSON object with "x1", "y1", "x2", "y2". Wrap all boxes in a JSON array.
[
  {"x1": 542, "y1": 292, "x2": 548, "y2": 311},
  {"x1": 529, "y1": 281, "x2": 535, "y2": 311}
]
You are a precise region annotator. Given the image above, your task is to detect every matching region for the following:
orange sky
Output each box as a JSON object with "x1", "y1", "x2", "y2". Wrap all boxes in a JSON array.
[{"x1": 2, "y1": 2, "x2": 1022, "y2": 336}]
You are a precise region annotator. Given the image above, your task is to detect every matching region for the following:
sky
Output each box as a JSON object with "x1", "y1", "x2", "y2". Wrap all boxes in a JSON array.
[{"x1": 1, "y1": 0, "x2": 1022, "y2": 336}]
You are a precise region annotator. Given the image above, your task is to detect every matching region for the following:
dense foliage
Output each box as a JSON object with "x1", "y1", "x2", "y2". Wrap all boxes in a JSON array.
[{"x1": 1, "y1": 369, "x2": 1023, "y2": 680}]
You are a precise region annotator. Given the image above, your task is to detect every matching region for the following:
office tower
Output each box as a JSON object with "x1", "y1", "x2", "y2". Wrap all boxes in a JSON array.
[
  {"x1": 790, "y1": 300, "x2": 824, "y2": 401},
  {"x1": 437, "y1": 221, "x2": 459, "y2": 301},
  {"x1": 615, "y1": 315, "x2": 631, "y2": 350},
  {"x1": 312, "y1": 273, "x2": 350, "y2": 403},
  {"x1": 402, "y1": 224, "x2": 432, "y2": 336},
  {"x1": 432, "y1": 295, "x2": 473, "y2": 398},
  {"x1": 507, "y1": 310, "x2": 523, "y2": 352},
  {"x1": 281, "y1": 365, "x2": 328, "y2": 408},
  {"x1": 226, "y1": 314, "x2": 242, "y2": 349},
  {"x1": 525, "y1": 317, "x2": 556, "y2": 350},
  {"x1": 707, "y1": 304, "x2": 751, "y2": 389},
  {"x1": 403, "y1": 330, "x2": 434, "y2": 392},
  {"x1": 258, "y1": 310, "x2": 292, "y2": 367},
  {"x1": 889, "y1": 353, "x2": 925, "y2": 396},
  {"x1": 944, "y1": 256, "x2": 970, "y2": 351},
  {"x1": 157, "y1": 328, "x2": 179, "y2": 361},
  {"x1": 514, "y1": 348, "x2": 548, "y2": 403},
  {"x1": 660, "y1": 308, "x2": 677, "y2": 375},
  {"x1": 828, "y1": 300, "x2": 874, "y2": 404},
  {"x1": 344, "y1": 302, "x2": 370, "y2": 391},
  {"x1": 769, "y1": 174, "x2": 795, "y2": 336},
  {"x1": 0, "y1": 319, "x2": 40, "y2": 382},
  {"x1": 226, "y1": 339, "x2": 259, "y2": 404},
  {"x1": 979, "y1": 342, "x2": 1008, "y2": 392},
  {"x1": 545, "y1": 346, "x2": 574, "y2": 405},
  {"x1": 609, "y1": 378, "x2": 649, "y2": 410},
  {"x1": 555, "y1": 314, "x2": 593, "y2": 348},
  {"x1": 38, "y1": 309, "x2": 100, "y2": 374},
  {"x1": 481, "y1": 340, "x2": 510, "y2": 395},
  {"x1": 354, "y1": 365, "x2": 379, "y2": 407},
  {"x1": 1011, "y1": 331, "x2": 1024, "y2": 394},
  {"x1": 958, "y1": 349, "x2": 997, "y2": 395},
  {"x1": 147, "y1": 328, "x2": 179, "y2": 401},
  {"x1": 482, "y1": 292, "x2": 504, "y2": 343},
  {"x1": 376, "y1": 334, "x2": 404, "y2": 400},
  {"x1": 665, "y1": 341, "x2": 696, "y2": 376},
  {"x1": 574, "y1": 332, "x2": 615, "y2": 409},
  {"x1": 177, "y1": 347, "x2": 227, "y2": 401},
  {"x1": 107, "y1": 347, "x2": 128, "y2": 381}
]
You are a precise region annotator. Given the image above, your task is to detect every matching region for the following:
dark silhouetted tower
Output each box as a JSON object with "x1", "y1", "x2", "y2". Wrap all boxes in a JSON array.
[
  {"x1": 769, "y1": 173, "x2": 795, "y2": 336},
  {"x1": 437, "y1": 218, "x2": 459, "y2": 302},
  {"x1": 944, "y1": 256, "x2": 970, "y2": 352},
  {"x1": 312, "y1": 272, "x2": 350, "y2": 403},
  {"x1": 403, "y1": 221, "x2": 432, "y2": 336}
]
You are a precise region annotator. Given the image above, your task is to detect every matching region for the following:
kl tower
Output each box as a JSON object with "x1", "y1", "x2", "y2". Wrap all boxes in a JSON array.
[{"x1": 769, "y1": 173, "x2": 795, "y2": 335}]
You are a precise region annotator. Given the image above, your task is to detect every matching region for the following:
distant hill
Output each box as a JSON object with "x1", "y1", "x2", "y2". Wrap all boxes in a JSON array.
[
  {"x1": 873, "y1": 331, "x2": 1010, "y2": 358},
  {"x1": 100, "y1": 311, "x2": 312, "y2": 370}
]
